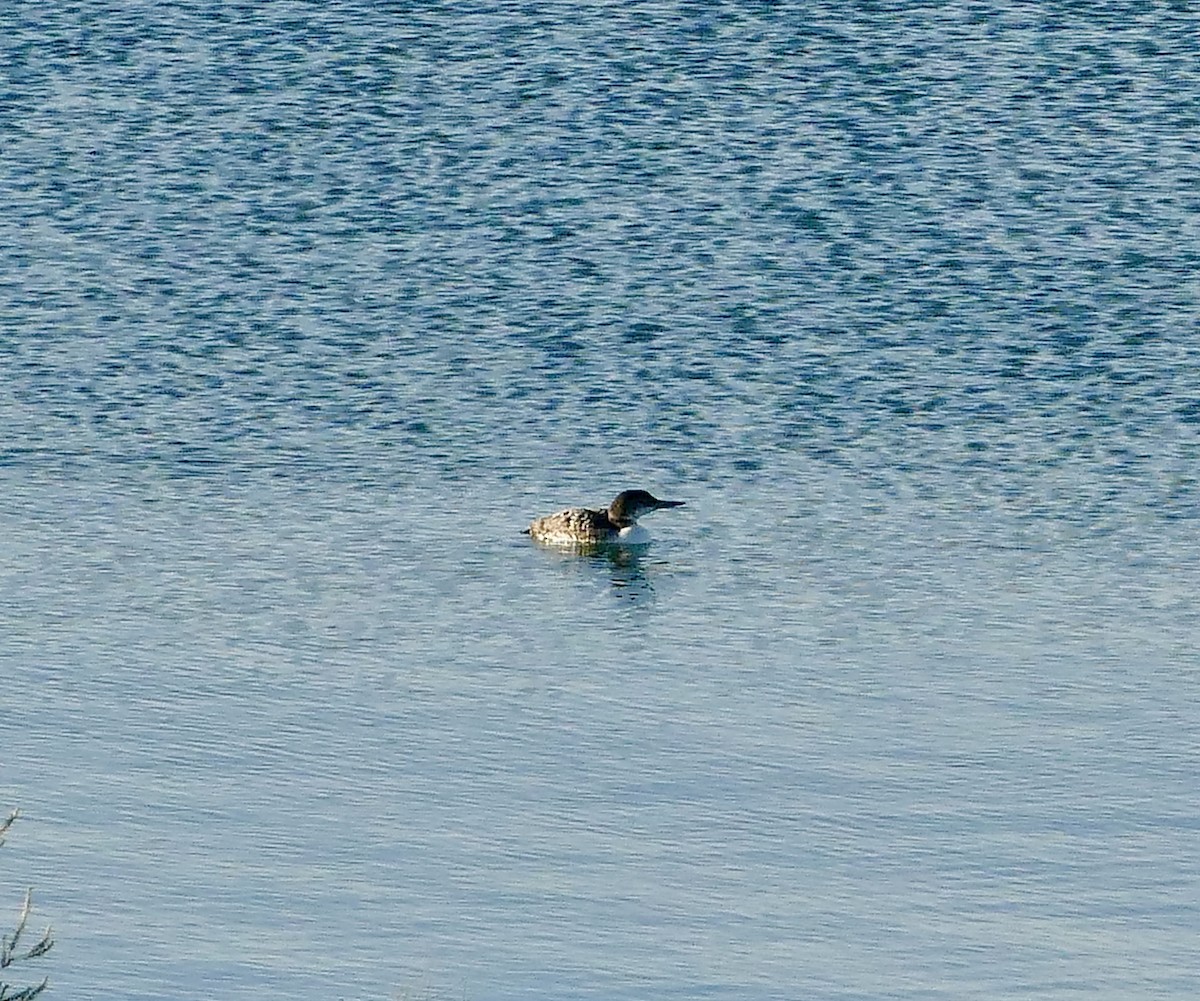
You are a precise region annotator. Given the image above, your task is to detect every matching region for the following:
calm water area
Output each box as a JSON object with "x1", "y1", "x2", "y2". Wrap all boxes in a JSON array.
[{"x1": 2, "y1": 4, "x2": 1199, "y2": 999}]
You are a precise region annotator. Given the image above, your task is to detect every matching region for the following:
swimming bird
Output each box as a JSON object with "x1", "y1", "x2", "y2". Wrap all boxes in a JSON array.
[{"x1": 523, "y1": 489, "x2": 685, "y2": 546}]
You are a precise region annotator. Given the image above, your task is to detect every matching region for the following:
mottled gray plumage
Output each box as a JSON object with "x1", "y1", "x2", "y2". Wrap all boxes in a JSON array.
[{"x1": 524, "y1": 489, "x2": 684, "y2": 545}]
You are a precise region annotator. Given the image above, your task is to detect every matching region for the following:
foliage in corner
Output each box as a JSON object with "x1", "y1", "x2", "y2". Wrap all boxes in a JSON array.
[{"x1": 0, "y1": 812, "x2": 53, "y2": 1001}]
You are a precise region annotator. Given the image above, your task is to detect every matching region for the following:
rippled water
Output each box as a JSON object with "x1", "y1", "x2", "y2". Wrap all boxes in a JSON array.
[{"x1": 3, "y1": 4, "x2": 1199, "y2": 1000}]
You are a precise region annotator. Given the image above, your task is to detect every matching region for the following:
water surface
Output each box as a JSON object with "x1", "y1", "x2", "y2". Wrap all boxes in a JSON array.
[{"x1": 3, "y1": 4, "x2": 1199, "y2": 1000}]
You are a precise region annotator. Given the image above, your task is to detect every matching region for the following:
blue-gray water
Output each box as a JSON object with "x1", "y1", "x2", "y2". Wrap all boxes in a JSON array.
[{"x1": 3, "y1": 4, "x2": 1199, "y2": 1000}]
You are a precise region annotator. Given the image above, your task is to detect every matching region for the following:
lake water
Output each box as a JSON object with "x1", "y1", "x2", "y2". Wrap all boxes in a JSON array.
[{"x1": 2, "y1": 4, "x2": 1199, "y2": 1000}]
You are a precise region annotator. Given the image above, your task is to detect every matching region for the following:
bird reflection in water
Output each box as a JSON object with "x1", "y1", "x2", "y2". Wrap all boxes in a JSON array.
[
  {"x1": 592, "y1": 544, "x2": 655, "y2": 601},
  {"x1": 534, "y1": 539, "x2": 659, "y2": 601}
]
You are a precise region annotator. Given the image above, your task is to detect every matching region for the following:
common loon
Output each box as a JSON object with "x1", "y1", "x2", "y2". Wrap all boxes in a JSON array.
[{"x1": 523, "y1": 489, "x2": 684, "y2": 546}]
